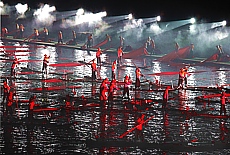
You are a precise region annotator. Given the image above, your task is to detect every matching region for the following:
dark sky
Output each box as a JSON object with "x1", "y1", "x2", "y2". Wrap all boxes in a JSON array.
[{"x1": 2, "y1": 0, "x2": 230, "y2": 22}]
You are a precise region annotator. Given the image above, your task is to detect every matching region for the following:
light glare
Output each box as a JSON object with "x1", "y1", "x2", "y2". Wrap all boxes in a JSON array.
[
  {"x1": 128, "y1": 13, "x2": 133, "y2": 20},
  {"x1": 190, "y1": 18, "x2": 196, "y2": 24},
  {"x1": 222, "y1": 20, "x2": 227, "y2": 26},
  {"x1": 156, "y1": 16, "x2": 161, "y2": 21}
]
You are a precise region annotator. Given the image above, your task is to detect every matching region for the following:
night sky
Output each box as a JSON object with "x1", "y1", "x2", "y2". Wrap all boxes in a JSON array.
[{"x1": 2, "y1": 0, "x2": 230, "y2": 23}]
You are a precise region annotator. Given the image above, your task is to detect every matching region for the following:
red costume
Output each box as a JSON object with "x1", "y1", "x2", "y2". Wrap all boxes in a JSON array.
[
  {"x1": 108, "y1": 79, "x2": 118, "y2": 103},
  {"x1": 111, "y1": 60, "x2": 116, "y2": 79},
  {"x1": 28, "y1": 95, "x2": 37, "y2": 120},
  {"x1": 135, "y1": 67, "x2": 142, "y2": 89},
  {"x1": 96, "y1": 47, "x2": 102, "y2": 65},
  {"x1": 117, "y1": 46, "x2": 123, "y2": 64},
  {"x1": 11, "y1": 58, "x2": 20, "y2": 77},
  {"x1": 123, "y1": 75, "x2": 132, "y2": 99},
  {"x1": 100, "y1": 78, "x2": 109, "y2": 109},
  {"x1": 2, "y1": 80, "x2": 10, "y2": 109},
  {"x1": 42, "y1": 54, "x2": 50, "y2": 74},
  {"x1": 91, "y1": 60, "x2": 97, "y2": 80}
]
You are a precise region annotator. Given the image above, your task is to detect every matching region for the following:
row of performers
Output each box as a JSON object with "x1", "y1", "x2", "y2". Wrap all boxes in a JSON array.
[{"x1": 1, "y1": 25, "x2": 157, "y2": 54}]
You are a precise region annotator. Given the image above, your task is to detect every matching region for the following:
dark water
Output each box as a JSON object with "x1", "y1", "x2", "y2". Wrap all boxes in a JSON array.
[{"x1": 0, "y1": 42, "x2": 230, "y2": 154}]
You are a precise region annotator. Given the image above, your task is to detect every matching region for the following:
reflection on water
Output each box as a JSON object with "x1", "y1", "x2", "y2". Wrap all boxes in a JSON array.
[{"x1": 0, "y1": 43, "x2": 230, "y2": 154}]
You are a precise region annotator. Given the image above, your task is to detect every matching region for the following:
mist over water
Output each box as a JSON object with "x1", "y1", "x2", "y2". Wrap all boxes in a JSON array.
[{"x1": 1, "y1": 2, "x2": 230, "y2": 57}]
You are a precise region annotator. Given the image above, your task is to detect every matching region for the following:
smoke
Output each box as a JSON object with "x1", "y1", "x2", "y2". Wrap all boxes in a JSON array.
[
  {"x1": 60, "y1": 8, "x2": 107, "y2": 29},
  {"x1": 94, "y1": 21, "x2": 110, "y2": 37},
  {"x1": 0, "y1": 2, "x2": 11, "y2": 15},
  {"x1": 117, "y1": 19, "x2": 146, "y2": 43},
  {"x1": 2, "y1": 1, "x2": 230, "y2": 57},
  {"x1": 147, "y1": 23, "x2": 163, "y2": 35},
  {"x1": 33, "y1": 4, "x2": 56, "y2": 27}
]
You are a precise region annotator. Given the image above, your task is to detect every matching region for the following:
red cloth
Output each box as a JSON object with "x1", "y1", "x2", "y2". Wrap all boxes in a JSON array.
[
  {"x1": 93, "y1": 39, "x2": 108, "y2": 48},
  {"x1": 123, "y1": 46, "x2": 149, "y2": 59},
  {"x1": 203, "y1": 53, "x2": 218, "y2": 62},
  {"x1": 157, "y1": 46, "x2": 191, "y2": 62}
]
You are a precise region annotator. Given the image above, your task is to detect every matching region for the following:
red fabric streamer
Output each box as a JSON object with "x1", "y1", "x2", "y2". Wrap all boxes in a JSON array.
[
  {"x1": 157, "y1": 46, "x2": 191, "y2": 62},
  {"x1": 203, "y1": 53, "x2": 218, "y2": 62},
  {"x1": 123, "y1": 46, "x2": 149, "y2": 59},
  {"x1": 93, "y1": 39, "x2": 108, "y2": 48}
]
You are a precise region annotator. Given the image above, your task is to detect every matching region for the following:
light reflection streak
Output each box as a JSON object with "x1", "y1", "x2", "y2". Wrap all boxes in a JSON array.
[
  {"x1": 151, "y1": 61, "x2": 161, "y2": 83},
  {"x1": 217, "y1": 70, "x2": 227, "y2": 86},
  {"x1": 2, "y1": 43, "x2": 230, "y2": 154}
]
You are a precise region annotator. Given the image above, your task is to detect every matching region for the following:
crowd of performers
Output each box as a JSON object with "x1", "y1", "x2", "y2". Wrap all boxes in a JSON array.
[
  {"x1": 1, "y1": 24, "x2": 229, "y2": 142},
  {"x1": 2, "y1": 44, "x2": 228, "y2": 120}
]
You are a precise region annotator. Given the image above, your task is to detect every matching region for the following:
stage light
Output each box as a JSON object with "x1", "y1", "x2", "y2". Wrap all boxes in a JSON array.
[
  {"x1": 142, "y1": 16, "x2": 161, "y2": 24},
  {"x1": 15, "y1": 3, "x2": 28, "y2": 14},
  {"x1": 156, "y1": 16, "x2": 161, "y2": 22},
  {"x1": 76, "y1": 8, "x2": 84, "y2": 16},
  {"x1": 222, "y1": 20, "x2": 227, "y2": 26},
  {"x1": 0, "y1": 1, "x2": 3, "y2": 7},
  {"x1": 128, "y1": 13, "x2": 133, "y2": 20},
  {"x1": 0, "y1": 1, "x2": 4, "y2": 14},
  {"x1": 103, "y1": 14, "x2": 133, "y2": 25},
  {"x1": 190, "y1": 18, "x2": 196, "y2": 24}
]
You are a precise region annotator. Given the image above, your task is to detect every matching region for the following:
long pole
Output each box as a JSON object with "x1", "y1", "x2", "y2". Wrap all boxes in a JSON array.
[{"x1": 118, "y1": 115, "x2": 154, "y2": 138}]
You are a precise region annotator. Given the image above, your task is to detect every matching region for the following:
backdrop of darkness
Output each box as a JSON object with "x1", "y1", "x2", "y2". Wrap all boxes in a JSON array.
[{"x1": 2, "y1": 0, "x2": 230, "y2": 23}]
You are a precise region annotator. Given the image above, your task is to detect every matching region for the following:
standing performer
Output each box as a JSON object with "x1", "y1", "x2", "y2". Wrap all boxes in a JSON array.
[
  {"x1": 189, "y1": 43, "x2": 194, "y2": 58},
  {"x1": 91, "y1": 59, "x2": 97, "y2": 81},
  {"x1": 183, "y1": 67, "x2": 189, "y2": 87},
  {"x1": 28, "y1": 95, "x2": 38, "y2": 121},
  {"x1": 2, "y1": 80, "x2": 10, "y2": 110},
  {"x1": 108, "y1": 79, "x2": 119, "y2": 108},
  {"x1": 96, "y1": 47, "x2": 102, "y2": 65},
  {"x1": 135, "y1": 114, "x2": 145, "y2": 141},
  {"x1": 123, "y1": 75, "x2": 132, "y2": 99},
  {"x1": 106, "y1": 34, "x2": 111, "y2": 42},
  {"x1": 6, "y1": 88, "x2": 14, "y2": 118},
  {"x1": 177, "y1": 68, "x2": 185, "y2": 89},
  {"x1": 111, "y1": 60, "x2": 117, "y2": 80},
  {"x1": 106, "y1": 34, "x2": 111, "y2": 47},
  {"x1": 217, "y1": 45, "x2": 224, "y2": 61},
  {"x1": 135, "y1": 67, "x2": 143, "y2": 90},
  {"x1": 1, "y1": 27, "x2": 8, "y2": 38},
  {"x1": 220, "y1": 91, "x2": 226, "y2": 115},
  {"x1": 58, "y1": 31, "x2": 63, "y2": 44},
  {"x1": 42, "y1": 54, "x2": 50, "y2": 74},
  {"x1": 100, "y1": 78, "x2": 109, "y2": 109},
  {"x1": 117, "y1": 46, "x2": 123, "y2": 65},
  {"x1": 15, "y1": 23, "x2": 20, "y2": 38},
  {"x1": 19, "y1": 24, "x2": 25, "y2": 39},
  {"x1": 33, "y1": 28, "x2": 39, "y2": 40},
  {"x1": 43, "y1": 27, "x2": 49, "y2": 42},
  {"x1": 163, "y1": 86, "x2": 170, "y2": 109},
  {"x1": 119, "y1": 36, "x2": 125, "y2": 48},
  {"x1": 72, "y1": 30, "x2": 77, "y2": 45},
  {"x1": 175, "y1": 42, "x2": 180, "y2": 51},
  {"x1": 87, "y1": 33, "x2": 93, "y2": 48},
  {"x1": 11, "y1": 58, "x2": 20, "y2": 77},
  {"x1": 150, "y1": 38, "x2": 156, "y2": 54}
]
